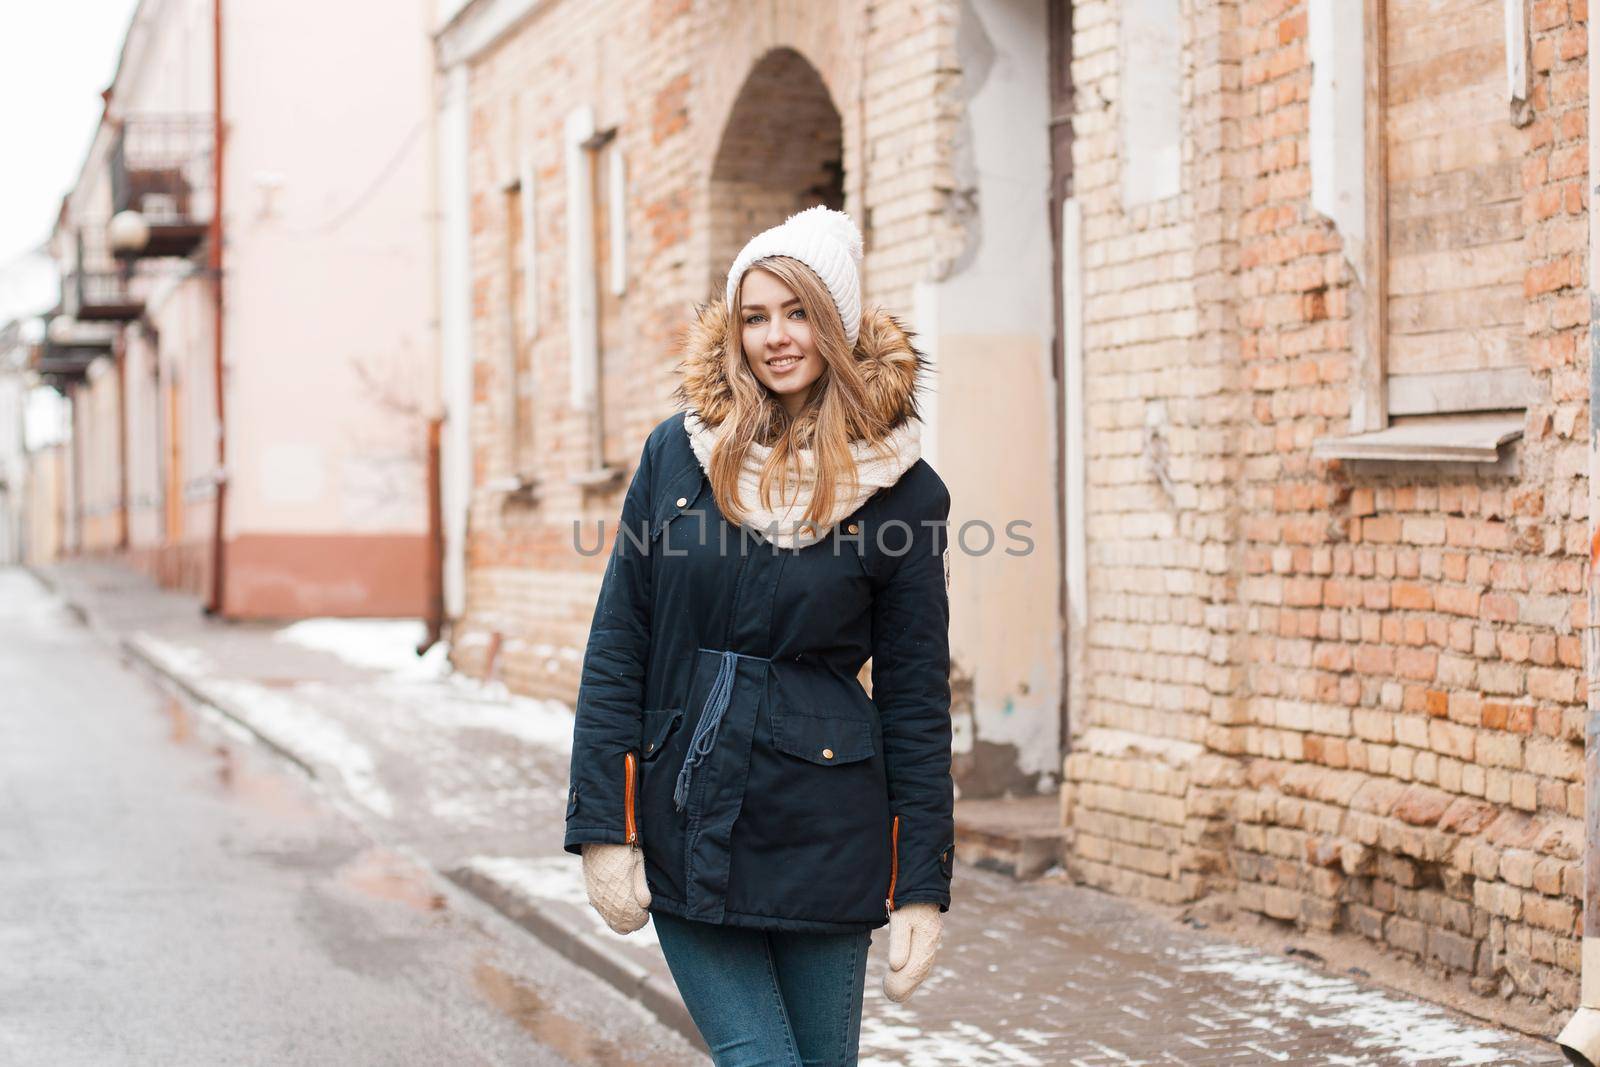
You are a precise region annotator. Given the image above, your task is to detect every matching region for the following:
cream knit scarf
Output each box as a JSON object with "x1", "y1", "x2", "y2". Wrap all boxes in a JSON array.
[{"x1": 682, "y1": 410, "x2": 922, "y2": 549}]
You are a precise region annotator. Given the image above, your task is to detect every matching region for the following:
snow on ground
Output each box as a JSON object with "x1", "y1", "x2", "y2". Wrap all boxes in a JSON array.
[
  {"x1": 272, "y1": 618, "x2": 575, "y2": 751},
  {"x1": 1181, "y1": 943, "x2": 1523, "y2": 1065},
  {"x1": 404, "y1": 676, "x2": 574, "y2": 753},
  {"x1": 134, "y1": 632, "x2": 218, "y2": 680},
  {"x1": 861, "y1": 997, "x2": 1047, "y2": 1067},
  {"x1": 274, "y1": 618, "x2": 440, "y2": 678},
  {"x1": 131, "y1": 623, "x2": 577, "y2": 831},
  {"x1": 203, "y1": 679, "x2": 395, "y2": 819}
]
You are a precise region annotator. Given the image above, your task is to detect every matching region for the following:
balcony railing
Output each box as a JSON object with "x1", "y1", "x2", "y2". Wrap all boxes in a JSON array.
[
  {"x1": 111, "y1": 115, "x2": 213, "y2": 260},
  {"x1": 64, "y1": 228, "x2": 144, "y2": 323},
  {"x1": 31, "y1": 315, "x2": 114, "y2": 388}
]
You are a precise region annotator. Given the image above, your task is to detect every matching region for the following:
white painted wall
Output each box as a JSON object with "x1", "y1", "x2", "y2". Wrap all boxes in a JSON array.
[
  {"x1": 921, "y1": 0, "x2": 1062, "y2": 791},
  {"x1": 222, "y1": 0, "x2": 436, "y2": 537}
]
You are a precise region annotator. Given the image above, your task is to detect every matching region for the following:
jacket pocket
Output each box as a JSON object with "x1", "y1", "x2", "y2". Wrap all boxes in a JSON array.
[
  {"x1": 640, "y1": 707, "x2": 684, "y2": 761},
  {"x1": 650, "y1": 467, "x2": 706, "y2": 543},
  {"x1": 770, "y1": 712, "x2": 875, "y2": 766}
]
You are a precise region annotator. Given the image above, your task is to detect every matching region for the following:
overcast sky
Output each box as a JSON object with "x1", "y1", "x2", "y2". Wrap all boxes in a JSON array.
[{"x1": 1, "y1": 0, "x2": 142, "y2": 267}]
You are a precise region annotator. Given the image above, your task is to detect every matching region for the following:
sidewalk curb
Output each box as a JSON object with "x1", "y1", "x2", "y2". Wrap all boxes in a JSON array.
[
  {"x1": 118, "y1": 632, "x2": 322, "y2": 782},
  {"x1": 25, "y1": 565, "x2": 86, "y2": 627},
  {"x1": 40, "y1": 567, "x2": 705, "y2": 1055},
  {"x1": 445, "y1": 865, "x2": 702, "y2": 1051}
]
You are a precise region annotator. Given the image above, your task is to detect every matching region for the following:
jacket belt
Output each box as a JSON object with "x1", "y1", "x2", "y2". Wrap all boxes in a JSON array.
[{"x1": 674, "y1": 649, "x2": 738, "y2": 811}]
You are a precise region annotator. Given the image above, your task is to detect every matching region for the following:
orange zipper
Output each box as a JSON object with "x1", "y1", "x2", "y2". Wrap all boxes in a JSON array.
[
  {"x1": 624, "y1": 751, "x2": 639, "y2": 846},
  {"x1": 885, "y1": 813, "x2": 900, "y2": 913}
]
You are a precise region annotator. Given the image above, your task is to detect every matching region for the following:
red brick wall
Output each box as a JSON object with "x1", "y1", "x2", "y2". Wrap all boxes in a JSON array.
[{"x1": 1063, "y1": 0, "x2": 1589, "y2": 1013}]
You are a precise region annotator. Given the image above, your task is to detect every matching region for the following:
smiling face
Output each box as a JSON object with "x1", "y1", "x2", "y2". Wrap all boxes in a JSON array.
[{"x1": 738, "y1": 267, "x2": 826, "y2": 420}]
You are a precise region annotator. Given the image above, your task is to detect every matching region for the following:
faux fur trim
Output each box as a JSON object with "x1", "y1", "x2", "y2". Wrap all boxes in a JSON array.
[
  {"x1": 666, "y1": 298, "x2": 932, "y2": 547},
  {"x1": 668, "y1": 299, "x2": 929, "y2": 448}
]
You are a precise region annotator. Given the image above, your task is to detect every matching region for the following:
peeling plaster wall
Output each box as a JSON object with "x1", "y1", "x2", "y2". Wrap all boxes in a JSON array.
[{"x1": 920, "y1": 0, "x2": 1061, "y2": 796}]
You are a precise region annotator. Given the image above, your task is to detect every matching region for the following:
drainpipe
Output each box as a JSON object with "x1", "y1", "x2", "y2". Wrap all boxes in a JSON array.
[
  {"x1": 140, "y1": 315, "x2": 165, "y2": 546},
  {"x1": 419, "y1": 416, "x2": 444, "y2": 654},
  {"x1": 204, "y1": 0, "x2": 228, "y2": 616},
  {"x1": 1554, "y1": 9, "x2": 1600, "y2": 1063},
  {"x1": 69, "y1": 387, "x2": 83, "y2": 554},
  {"x1": 115, "y1": 330, "x2": 129, "y2": 552}
]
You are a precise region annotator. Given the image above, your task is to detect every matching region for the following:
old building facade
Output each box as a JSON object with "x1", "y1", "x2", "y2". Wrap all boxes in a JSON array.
[
  {"x1": 37, "y1": 0, "x2": 438, "y2": 618},
  {"x1": 441, "y1": 0, "x2": 1592, "y2": 1017}
]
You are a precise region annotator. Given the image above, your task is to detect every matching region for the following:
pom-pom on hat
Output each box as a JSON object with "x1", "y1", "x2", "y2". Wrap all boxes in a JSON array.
[{"x1": 724, "y1": 205, "x2": 865, "y2": 347}]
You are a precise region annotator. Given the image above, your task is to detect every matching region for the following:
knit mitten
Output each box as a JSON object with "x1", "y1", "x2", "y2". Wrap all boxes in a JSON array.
[
  {"x1": 883, "y1": 902, "x2": 943, "y2": 1002},
  {"x1": 581, "y1": 842, "x2": 651, "y2": 935}
]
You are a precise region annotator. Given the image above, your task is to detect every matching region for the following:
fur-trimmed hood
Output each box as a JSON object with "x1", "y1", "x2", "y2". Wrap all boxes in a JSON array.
[{"x1": 668, "y1": 298, "x2": 931, "y2": 447}]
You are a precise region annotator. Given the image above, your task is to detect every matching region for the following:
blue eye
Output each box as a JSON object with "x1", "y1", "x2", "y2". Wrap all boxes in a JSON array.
[
  {"x1": 744, "y1": 315, "x2": 763, "y2": 325},
  {"x1": 790, "y1": 309, "x2": 806, "y2": 319}
]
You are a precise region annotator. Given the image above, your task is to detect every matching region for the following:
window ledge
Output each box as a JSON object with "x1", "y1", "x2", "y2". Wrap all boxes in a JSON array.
[
  {"x1": 1311, "y1": 413, "x2": 1524, "y2": 464},
  {"x1": 485, "y1": 474, "x2": 540, "y2": 505},
  {"x1": 570, "y1": 464, "x2": 625, "y2": 491},
  {"x1": 484, "y1": 474, "x2": 538, "y2": 493}
]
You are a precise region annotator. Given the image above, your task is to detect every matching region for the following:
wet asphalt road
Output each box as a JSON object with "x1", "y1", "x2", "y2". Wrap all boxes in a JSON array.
[{"x1": 0, "y1": 570, "x2": 703, "y2": 1067}]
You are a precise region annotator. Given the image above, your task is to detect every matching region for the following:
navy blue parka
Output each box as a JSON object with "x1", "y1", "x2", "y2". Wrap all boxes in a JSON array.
[{"x1": 563, "y1": 301, "x2": 954, "y2": 933}]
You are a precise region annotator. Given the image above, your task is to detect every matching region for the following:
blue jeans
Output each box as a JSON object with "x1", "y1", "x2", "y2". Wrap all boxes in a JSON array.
[{"x1": 652, "y1": 910, "x2": 871, "y2": 1066}]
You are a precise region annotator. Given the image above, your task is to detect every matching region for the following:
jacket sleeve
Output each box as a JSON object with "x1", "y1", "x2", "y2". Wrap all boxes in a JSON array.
[
  {"x1": 563, "y1": 434, "x2": 656, "y2": 855},
  {"x1": 870, "y1": 474, "x2": 955, "y2": 911}
]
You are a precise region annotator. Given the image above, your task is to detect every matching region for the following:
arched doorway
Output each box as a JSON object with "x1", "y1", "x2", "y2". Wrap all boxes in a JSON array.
[{"x1": 708, "y1": 48, "x2": 845, "y2": 297}]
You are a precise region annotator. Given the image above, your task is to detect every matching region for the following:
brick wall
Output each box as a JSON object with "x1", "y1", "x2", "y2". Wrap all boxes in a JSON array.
[
  {"x1": 1063, "y1": 0, "x2": 1590, "y2": 1012},
  {"x1": 1061, "y1": 0, "x2": 1242, "y2": 906}
]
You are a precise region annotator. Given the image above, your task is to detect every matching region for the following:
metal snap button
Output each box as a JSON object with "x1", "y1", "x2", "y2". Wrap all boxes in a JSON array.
[
  {"x1": 822, "y1": 748, "x2": 834, "y2": 759},
  {"x1": 646, "y1": 742, "x2": 655, "y2": 751},
  {"x1": 675, "y1": 496, "x2": 687, "y2": 507},
  {"x1": 846, "y1": 523, "x2": 859, "y2": 534}
]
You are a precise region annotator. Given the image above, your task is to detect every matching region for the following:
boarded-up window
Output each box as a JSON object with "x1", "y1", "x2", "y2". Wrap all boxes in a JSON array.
[
  {"x1": 1383, "y1": 0, "x2": 1529, "y2": 415},
  {"x1": 504, "y1": 180, "x2": 534, "y2": 479},
  {"x1": 1119, "y1": 0, "x2": 1182, "y2": 208},
  {"x1": 590, "y1": 132, "x2": 626, "y2": 470}
]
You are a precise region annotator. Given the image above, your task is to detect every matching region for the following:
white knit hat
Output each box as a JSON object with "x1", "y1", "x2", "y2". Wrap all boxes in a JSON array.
[{"x1": 724, "y1": 205, "x2": 865, "y2": 347}]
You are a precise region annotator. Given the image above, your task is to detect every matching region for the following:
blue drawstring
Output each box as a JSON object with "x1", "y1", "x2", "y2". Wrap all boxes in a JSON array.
[{"x1": 674, "y1": 650, "x2": 738, "y2": 811}]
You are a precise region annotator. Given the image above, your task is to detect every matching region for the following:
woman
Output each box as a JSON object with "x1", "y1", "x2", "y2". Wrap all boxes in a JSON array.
[{"x1": 563, "y1": 206, "x2": 953, "y2": 1065}]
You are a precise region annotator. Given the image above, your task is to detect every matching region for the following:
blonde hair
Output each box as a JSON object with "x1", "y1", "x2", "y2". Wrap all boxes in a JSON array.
[{"x1": 710, "y1": 255, "x2": 883, "y2": 532}]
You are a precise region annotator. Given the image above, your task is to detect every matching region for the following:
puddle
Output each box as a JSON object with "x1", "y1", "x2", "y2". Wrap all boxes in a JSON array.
[
  {"x1": 251, "y1": 678, "x2": 304, "y2": 690},
  {"x1": 159, "y1": 695, "x2": 320, "y2": 822},
  {"x1": 218, "y1": 747, "x2": 321, "y2": 818},
  {"x1": 473, "y1": 959, "x2": 638, "y2": 1065},
  {"x1": 336, "y1": 846, "x2": 448, "y2": 912},
  {"x1": 161, "y1": 698, "x2": 194, "y2": 744}
]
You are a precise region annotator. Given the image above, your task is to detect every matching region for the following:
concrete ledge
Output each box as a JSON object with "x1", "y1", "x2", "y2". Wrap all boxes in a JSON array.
[
  {"x1": 1311, "y1": 413, "x2": 1523, "y2": 464},
  {"x1": 955, "y1": 795, "x2": 1071, "y2": 880}
]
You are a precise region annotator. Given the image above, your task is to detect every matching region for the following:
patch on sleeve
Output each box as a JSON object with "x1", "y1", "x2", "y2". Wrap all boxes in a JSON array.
[{"x1": 942, "y1": 545, "x2": 951, "y2": 596}]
